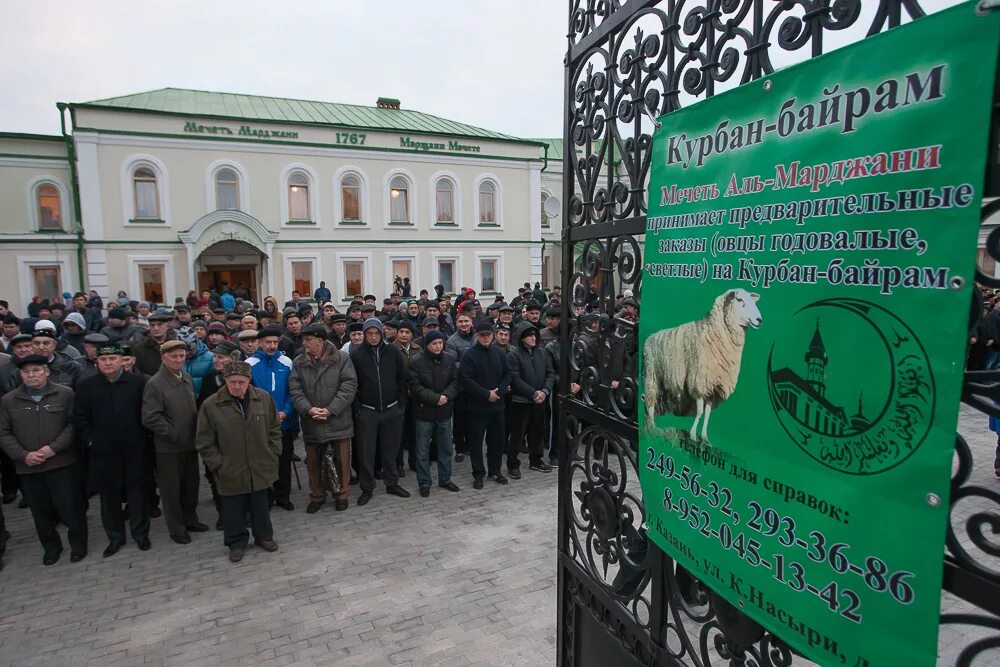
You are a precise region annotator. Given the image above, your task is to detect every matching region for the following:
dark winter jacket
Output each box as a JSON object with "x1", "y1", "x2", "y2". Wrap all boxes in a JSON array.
[
  {"x1": 0, "y1": 381, "x2": 76, "y2": 474},
  {"x1": 279, "y1": 332, "x2": 304, "y2": 360},
  {"x1": 60, "y1": 331, "x2": 86, "y2": 356},
  {"x1": 133, "y1": 330, "x2": 177, "y2": 377},
  {"x1": 72, "y1": 371, "x2": 148, "y2": 488},
  {"x1": 100, "y1": 323, "x2": 142, "y2": 345},
  {"x1": 141, "y1": 368, "x2": 198, "y2": 453},
  {"x1": 408, "y1": 347, "x2": 459, "y2": 422},
  {"x1": 195, "y1": 385, "x2": 281, "y2": 496},
  {"x1": 350, "y1": 341, "x2": 407, "y2": 411},
  {"x1": 289, "y1": 341, "x2": 358, "y2": 442},
  {"x1": 198, "y1": 369, "x2": 225, "y2": 407},
  {"x1": 508, "y1": 322, "x2": 555, "y2": 404},
  {"x1": 458, "y1": 341, "x2": 511, "y2": 413},
  {"x1": 446, "y1": 330, "x2": 474, "y2": 362},
  {"x1": 43, "y1": 351, "x2": 81, "y2": 390}
]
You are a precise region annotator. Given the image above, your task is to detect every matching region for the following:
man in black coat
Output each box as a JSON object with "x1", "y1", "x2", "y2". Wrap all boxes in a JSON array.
[
  {"x1": 408, "y1": 330, "x2": 461, "y2": 497},
  {"x1": 350, "y1": 318, "x2": 410, "y2": 505},
  {"x1": 506, "y1": 322, "x2": 555, "y2": 477},
  {"x1": 73, "y1": 343, "x2": 151, "y2": 557},
  {"x1": 458, "y1": 320, "x2": 512, "y2": 489}
]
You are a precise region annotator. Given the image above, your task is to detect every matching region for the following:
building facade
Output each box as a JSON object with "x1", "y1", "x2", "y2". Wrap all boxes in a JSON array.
[{"x1": 0, "y1": 88, "x2": 570, "y2": 311}]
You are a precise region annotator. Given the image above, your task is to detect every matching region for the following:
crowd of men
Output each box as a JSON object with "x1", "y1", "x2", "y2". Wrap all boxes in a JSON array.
[{"x1": 0, "y1": 280, "x2": 628, "y2": 566}]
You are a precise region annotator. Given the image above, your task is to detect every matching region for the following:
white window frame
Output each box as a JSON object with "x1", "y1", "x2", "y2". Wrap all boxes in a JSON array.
[
  {"x1": 120, "y1": 154, "x2": 171, "y2": 227},
  {"x1": 474, "y1": 251, "x2": 504, "y2": 295},
  {"x1": 127, "y1": 255, "x2": 177, "y2": 305},
  {"x1": 333, "y1": 166, "x2": 370, "y2": 227},
  {"x1": 384, "y1": 253, "x2": 419, "y2": 297},
  {"x1": 279, "y1": 162, "x2": 320, "y2": 228},
  {"x1": 431, "y1": 252, "x2": 463, "y2": 296},
  {"x1": 205, "y1": 159, "x2": 250, "y2": 215},
  {"x1": 473, "y1": 174, "x2": 503, "y2": 230},
  {"x1": 428, "y1": 170, "x2": 462, "y2": 229},
  {"x1": 283, "y1": 253, "x2": 322, "y2": 302},
  {"x1": 26, "y1": 176, "x2": 71, "y2": 233},
  {"x1": 383, "y1": 168, "x2": 417, "y2": 229},
  {"x1": 541, "y1": 188, "x2": 553, "y2": 229},
  {"x1": 336, "y1": 252, "x2": 373, "y2": 302},
  {"x1": 16, "y1": 255, "x2": 75, "y2": 314}
]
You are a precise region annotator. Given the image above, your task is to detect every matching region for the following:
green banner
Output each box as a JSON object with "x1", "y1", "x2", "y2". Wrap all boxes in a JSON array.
[{"x1": 637, "y1": 4, "x2": 1000, "y2": 666}]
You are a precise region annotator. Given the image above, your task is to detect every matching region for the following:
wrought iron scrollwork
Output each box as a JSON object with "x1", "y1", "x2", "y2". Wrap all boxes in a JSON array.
[{"x1": 560, "y1": 0, "x2": 1000, "y2": 665}]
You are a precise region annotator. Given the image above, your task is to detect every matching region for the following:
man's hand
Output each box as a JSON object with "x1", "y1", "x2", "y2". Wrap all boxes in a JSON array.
[
  {"x1": 25, "y1": 451, "x2": 45, "y2": 466},
  {"x1": 570, "y1": 382, "x2": 581, "y2": 395},
  {"x1": 611, "y1": 380, "x2": 620, "y2": 390},
  {"x1": 488, "y1": 389, "x2": 500, "y2": 403},
  {"x1": 437, "y1": 395, "x2": 448, "y2": 406},
  {"x1": 532, "y1": 391, "x2": 546, "y2": 404},
  {"x1": 278, "y1": 411, "x2": 287, "y2": 422},
  {"x1": 37, "y1": 446, "x2": 55, "y2": 459},
  {"x1": 307, "y1": 407, "x2": 324, "y2": 419}
]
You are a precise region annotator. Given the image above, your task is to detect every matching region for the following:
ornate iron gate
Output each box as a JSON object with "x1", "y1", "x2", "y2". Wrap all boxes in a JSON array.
[{"x1": 556, "y1": 1, "x2": 1000, "y2": 664}]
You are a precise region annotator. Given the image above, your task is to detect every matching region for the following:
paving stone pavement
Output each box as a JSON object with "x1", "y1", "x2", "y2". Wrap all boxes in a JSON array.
[
  {"x1": 0, "y1": 443, "x2": 558, "y2": 667},
  {"x1": 2, "y1": 405, "x2": 999, "y2": 666}
]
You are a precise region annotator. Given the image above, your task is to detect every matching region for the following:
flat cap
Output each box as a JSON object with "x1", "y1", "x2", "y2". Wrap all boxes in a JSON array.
[
  {"x1": 301, "y1": 323, "x2": 327, "y2": 340},
  {"x1": 14, "y1": 354, "x2": 49, "y2": 369},
  {"x1": 83, "y1": 333, "x2": 110, "y2": 344},
  {"x1": 236, "y1": 329, "x2": 259, "y2": 341},
  {"x1": 330, "y1": 313, "x2": 348, "y2": 323},
  {"x1": 257, "y1": 326, "x2": 283, "y2": 339},
  {"x1": 159, "y1": 340, "x2": 187, "y2": 354},
  {"x1": 422, "y1": 317, "x2": 440, "y2": 327},
  {"x1": 108, "y1": 307, "x2": 130, "y2": 320},
  {"x1": 148, "y1": 312, "x2": 171, "y2": 322},
  {"x1": 213, "y1": 341, "x2": 241, "y2": 359},
  {"x1": 475, "y1": 320, "x2": 494, "y2": 334},
  {"x1": 9, "y1": 333, "x2": 33, "y2": 346}
]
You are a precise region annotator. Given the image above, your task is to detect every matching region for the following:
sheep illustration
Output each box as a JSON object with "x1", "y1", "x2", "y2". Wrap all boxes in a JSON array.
[{"x1": 643, "y1": 288, "x2": 762, "y2": 440}]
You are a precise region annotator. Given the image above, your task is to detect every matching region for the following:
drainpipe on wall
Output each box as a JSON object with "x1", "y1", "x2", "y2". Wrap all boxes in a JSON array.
[{"x1": 57, "y1": 103, "x2": 85, "y2": 293}]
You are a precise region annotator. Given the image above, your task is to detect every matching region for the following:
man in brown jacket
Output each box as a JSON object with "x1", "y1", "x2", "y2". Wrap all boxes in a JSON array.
[
  {"x1": 288, "y1": 324, "x2": 357, "y2": 514},
  {"x1": 196, "y1": 361, "x2": 281, "y2": 563},
  {"x1": 141, "y1": 340, "x2": 206, "y2": 544},
  {"x1": 0, "y1": 355, "x2": 87, "y2": 565}
]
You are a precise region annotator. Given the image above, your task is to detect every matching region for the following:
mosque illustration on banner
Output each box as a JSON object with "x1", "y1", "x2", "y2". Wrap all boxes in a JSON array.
[{"x1": 768, "y1": 319, "x2": 871, "y2": 437}]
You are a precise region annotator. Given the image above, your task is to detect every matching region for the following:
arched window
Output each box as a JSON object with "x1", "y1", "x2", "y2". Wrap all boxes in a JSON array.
[
  {"x1": 541, "y1": 192, "x2": 551, "y2": 228},
  {"x1": 288, "y1": 171, "x2": 311, "y2": 221},
  {"x1": 341, "y1": 174, "x2": 361, "y2": 222},
  {"x1": 390, "y1": 176, "x2": 410, "y2": 223},
  {"x1": 36, "y1": 184, "x2": 62, "y2": 231},
  {"x1": 435, "y1": 178, "x2": 454, "y2": 224},
  {"x1": 215, "y1": 168, "x2": 239, "y2": 210},
  {"x1": 478, "y1": 181, "x2": 496, "y2": 225},
  {"x1": 133, "y1": 167, "x2": 160, "y2": 219}
]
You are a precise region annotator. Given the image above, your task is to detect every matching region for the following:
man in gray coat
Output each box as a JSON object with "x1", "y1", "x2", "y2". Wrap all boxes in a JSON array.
[
  {"x1": 141, "y1": 340, "x2": 207, "y2": 544},
  {"x1": 0, "y1": 355, "x2": 87, "y2": 565},
  {"x1": 288, "y1": 324, "x2": 358, "y2": 513}
]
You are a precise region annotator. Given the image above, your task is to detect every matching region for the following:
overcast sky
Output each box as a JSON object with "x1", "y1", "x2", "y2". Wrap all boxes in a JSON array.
[{"x1": 0, "y1": 0, "x2": 960, "y2": 139}]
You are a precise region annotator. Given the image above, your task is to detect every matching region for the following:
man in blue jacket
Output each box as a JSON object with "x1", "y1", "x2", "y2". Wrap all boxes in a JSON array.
[{"x1": 246, "y1": 326, "x2": 298, "y2": 511}]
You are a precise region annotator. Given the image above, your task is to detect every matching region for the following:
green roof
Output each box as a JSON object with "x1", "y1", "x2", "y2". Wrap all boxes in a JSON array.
[
  {"x1": 533, "y1": 138, "x2": 583, "y2": 160},
  {"x1": 71, "y1": 87, "x2": 539, "y2": 145}
]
